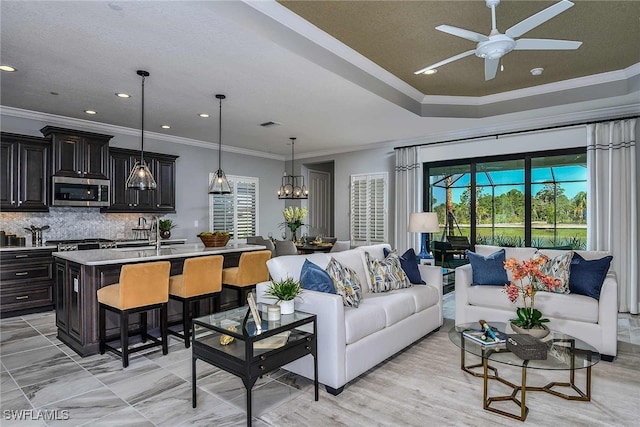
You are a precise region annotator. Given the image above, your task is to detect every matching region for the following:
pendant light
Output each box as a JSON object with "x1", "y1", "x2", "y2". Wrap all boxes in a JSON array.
[
  {"x1": 208, "y1": 94, "x2": 231, "y2": 194},
  {"x1": 277, "y1": 137, "x2": 308, "y2": 199},
  {"x1": 125, "y1": 70, "x2": 157, "y2": 190}
]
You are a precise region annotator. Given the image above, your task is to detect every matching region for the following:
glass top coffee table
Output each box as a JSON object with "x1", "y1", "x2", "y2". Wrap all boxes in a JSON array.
[{"x1": 449, "y1": 322, "x2": 600, "y2": 421}]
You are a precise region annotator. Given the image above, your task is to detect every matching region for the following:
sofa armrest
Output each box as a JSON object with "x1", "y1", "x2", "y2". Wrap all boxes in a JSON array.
[
  {"x1": 418, "y1": 264, "x2": 443, "y2": 301},
  {"x1": 454, "y1": 264, "x2": 473, "y2": 324},
  {"x1": 598, "y1": 272, "x2": 618, "y2": 356}
]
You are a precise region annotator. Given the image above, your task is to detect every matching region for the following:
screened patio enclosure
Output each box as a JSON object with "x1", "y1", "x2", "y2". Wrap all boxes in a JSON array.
[{"x1": 426, "y1": 150, "x2": 587, "y2": 250}]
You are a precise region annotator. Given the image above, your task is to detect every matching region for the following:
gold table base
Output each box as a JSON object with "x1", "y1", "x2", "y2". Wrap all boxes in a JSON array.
[{"x1": 460, "y1": 341, "x2": 592, "y2": 422}]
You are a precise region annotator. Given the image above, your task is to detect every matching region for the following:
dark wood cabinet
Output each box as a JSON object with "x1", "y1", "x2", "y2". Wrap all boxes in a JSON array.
[
  {"x1": 102, "y1": 147, "x2": 178, "y2": 213},
  {"x1": 0, "y1": 249, "x2": 55, "y2": 318},
  {"x1": 0, "y1": 133, "x2": 50, "y2": 212},
  {"x1": 41, "y1": 126, "x2": 112, "y2": 179}
]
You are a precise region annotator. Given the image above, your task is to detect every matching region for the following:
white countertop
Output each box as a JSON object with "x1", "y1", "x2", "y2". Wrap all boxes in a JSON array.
[{"x1": 52, "y1": 243, "x2": 267, "y2": 266}]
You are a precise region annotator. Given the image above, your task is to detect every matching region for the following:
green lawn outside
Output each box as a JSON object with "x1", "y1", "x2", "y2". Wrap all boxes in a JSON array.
[{"x1": 435, "y1": 225, "x2": 587, "y2": 249}]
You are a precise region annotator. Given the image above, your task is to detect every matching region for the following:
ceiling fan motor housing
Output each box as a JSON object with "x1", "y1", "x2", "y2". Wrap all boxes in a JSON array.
[{"x1": 476, "y1": 35, "x2": 516, "y2": 59}]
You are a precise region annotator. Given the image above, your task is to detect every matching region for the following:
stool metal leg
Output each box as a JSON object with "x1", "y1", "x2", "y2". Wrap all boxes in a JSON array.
[
  {"x1": 121, "y1": 312, "x2": 129, "y2": 368},
  {"x1": 161, "y1": 303, "x2": 168, "y2": 355},
  {"x1": 140, "y1": 312, "x2": 148, "y2": 343},
  {"x1": 99, "y1": 304, "x2": 106, "y2": 354},
  {"x1": 183, "y1": 300, "x2": 190, "y2": 348}
]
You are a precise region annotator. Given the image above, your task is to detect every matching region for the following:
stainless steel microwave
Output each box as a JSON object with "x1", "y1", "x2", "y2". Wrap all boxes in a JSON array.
[{"x1": 52, "y1": 176, "x2": 110, "y2": 207}]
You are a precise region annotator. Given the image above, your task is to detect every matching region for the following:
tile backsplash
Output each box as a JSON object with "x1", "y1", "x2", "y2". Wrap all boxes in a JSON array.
[{"x1": 0, "y1": 208, "x2": 172, "y2": 241}]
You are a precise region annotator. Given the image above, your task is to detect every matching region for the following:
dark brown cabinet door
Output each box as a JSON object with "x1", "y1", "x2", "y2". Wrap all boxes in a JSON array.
[
  {"x1": 41, "y1": 126, "x2": 112, "y2": 179},
  {"x1": 0, "y1": 133, "x2": 49, "y2": 212},
  {"x1": 18, "y1": 142, "x2": 48, "y2": 210},
  {"x1": 102, "y1": 148, "x2": 177, "y2": 213}
]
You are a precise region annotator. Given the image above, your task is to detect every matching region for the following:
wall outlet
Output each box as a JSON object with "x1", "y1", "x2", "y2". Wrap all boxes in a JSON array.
[{"x1": 194, "y1": 220, "x2": 198, "y2": 228}]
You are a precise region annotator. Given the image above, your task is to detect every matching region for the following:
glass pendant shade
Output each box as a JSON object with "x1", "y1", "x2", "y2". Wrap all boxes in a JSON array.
[
  {"x1": 126, "y1": 70, "x2": 157, "y2": 190},
  {"x1": 277, "y1": 138, "x2": 308, "y2": 199},
  {"x1": 127, "y1": 160, "x2": 156, "y2": 190},
  {"x1": 209, "y1": 94, "x2": 231, "y2": 194}
]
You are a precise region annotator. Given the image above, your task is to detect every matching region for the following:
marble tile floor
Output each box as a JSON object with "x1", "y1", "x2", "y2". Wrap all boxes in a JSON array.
[{"x1": 1, "y1": 300, "x2": 638, "y2": 426}]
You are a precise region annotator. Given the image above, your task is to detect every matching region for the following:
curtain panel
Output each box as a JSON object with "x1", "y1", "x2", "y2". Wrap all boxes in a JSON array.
[
  {"x1": 394, "y1": 146, "x2": 422, "y2": 252},
  {"x1": 586, "y1": 118, "x2": 638, "y2": 313}
]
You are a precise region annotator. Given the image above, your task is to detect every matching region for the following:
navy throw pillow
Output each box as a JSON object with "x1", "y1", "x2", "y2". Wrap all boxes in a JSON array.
[
  {"x1": 569, "y1": 253, "x2": 612, "y2": 300},
  {"x1": 466, "y1": 249, "x2": 509, "y2": 286},
  {"x1": 383, "y1": 248, "x2": 425, "y2": 284},
  {"x1": 300, "y1": 259, "x2": 336, "y2": 294}
]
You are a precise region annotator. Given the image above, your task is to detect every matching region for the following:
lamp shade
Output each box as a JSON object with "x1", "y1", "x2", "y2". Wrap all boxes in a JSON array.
[{"x1": 408, "y1": 212, "x2": 439, "y2": 233}]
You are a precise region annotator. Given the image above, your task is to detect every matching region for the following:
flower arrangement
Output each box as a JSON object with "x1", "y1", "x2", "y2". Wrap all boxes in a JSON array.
[
  {"x1": 503, "y1": 256, "x2": 561, "y2": 330},
  {"x1": 281, "y1": 206, "x2": 308, "y2": 240}
]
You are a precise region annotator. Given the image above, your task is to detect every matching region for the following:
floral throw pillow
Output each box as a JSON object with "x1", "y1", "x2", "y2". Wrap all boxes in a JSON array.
[
  {"x1": 533, "y1": 250, "x2": 573, "y2": 293},
  {"x1": 325, "y1": 257, "x2": 362, "y2": 307},
  {"x1": 365, "y1": 251, "x2": 411, "y2": 293}
]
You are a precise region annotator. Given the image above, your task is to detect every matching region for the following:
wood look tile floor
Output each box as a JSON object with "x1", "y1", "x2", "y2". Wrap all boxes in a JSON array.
[{"x1": 1, "y1": 295, "x2": 638, "y2": 426}]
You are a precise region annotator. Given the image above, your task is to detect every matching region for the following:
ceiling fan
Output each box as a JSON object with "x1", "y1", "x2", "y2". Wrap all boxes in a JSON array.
[{"x1": 414, "y1": 0, "x2": 582, "y2": 80}]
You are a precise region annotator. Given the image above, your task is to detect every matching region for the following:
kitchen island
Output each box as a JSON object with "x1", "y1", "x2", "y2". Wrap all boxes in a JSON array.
[{"x1": 53, "y1": 243, "x2": 266, "y2": 356}]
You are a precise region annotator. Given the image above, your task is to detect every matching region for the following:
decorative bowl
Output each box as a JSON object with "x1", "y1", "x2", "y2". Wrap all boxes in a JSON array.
[{"x1": 198, "y1": 234, "x2": 230, "y2": 247}]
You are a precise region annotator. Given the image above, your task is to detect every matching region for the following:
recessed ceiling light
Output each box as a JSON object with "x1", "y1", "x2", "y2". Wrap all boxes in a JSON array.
[
  {"x1": 161, "y1": 125, "x2": 171, "y2": 129},
  {"x1": 0, "y1": 65, "x2": 17, "y2": 72},
  {"x1": 50, "y1": 92, "x2": 59, "y2": 96},
  {"x1": 84, "y1": 110, "x2": 97, "y2": 115},
  {"x1": 530, "y1": 67, "x2": 544, "y2": 76},
  {"x1": 115, "y1": 92, "x2": 130, "y2": 98},
  {"x1": 198, "y1": 113, "x2": 210, "y2": 118},
  {"x1": 423, "y1": 69, "x2": 437, "y2": 75}
]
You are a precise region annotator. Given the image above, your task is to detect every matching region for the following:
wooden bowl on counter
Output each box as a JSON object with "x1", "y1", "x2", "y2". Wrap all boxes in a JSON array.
[{"x1": 198, "y1": 234, "x2": 230, "y2": 247}]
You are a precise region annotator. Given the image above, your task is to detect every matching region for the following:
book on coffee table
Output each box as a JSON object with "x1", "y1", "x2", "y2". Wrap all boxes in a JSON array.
[{"x1": 463, "y1": 328, "x2": 507, "y2": 346}]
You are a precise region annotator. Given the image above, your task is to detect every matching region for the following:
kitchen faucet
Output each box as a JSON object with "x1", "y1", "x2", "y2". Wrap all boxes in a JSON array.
[{"x1": 149, "y1": 216, "x2": 161, "y2": 251}]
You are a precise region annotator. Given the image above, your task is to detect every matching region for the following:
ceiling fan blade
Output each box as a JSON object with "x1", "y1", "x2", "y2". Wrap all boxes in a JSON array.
[
  {"x1": 414, "y1": 50, "x2": 476, "y2": 75},
  {"x1": 484, "y1": 58, "x2": 499, "y2": 81},
  {"x1": 506, "y1": 0, "x2": 574, "y2": 38},
  {"x1": 514, "y1": 38, "x2": 582, "y2": 50},
  {"x1": 436, "y1": 25, "x2": 489, "y2": 43}
]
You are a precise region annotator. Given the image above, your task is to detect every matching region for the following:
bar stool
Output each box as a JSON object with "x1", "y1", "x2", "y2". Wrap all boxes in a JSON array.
[
  {"x1": 222, "y1": 250, "x2": 272, "y2": 307},
  {"x1": 97, "y1": 261, "x2": 171, "y2": 368},
  {"x1": 168, "y1": 255, "x2": 223, "y2": 348}
]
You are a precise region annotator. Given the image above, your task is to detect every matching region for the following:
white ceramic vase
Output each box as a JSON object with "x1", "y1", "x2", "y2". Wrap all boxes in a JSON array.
[
  {"x1": 278, "y1": 299, "x2": 295, "y2": 315},
  {"x1": 510, "y1": 322, "x2": 550, "y2": 338}
]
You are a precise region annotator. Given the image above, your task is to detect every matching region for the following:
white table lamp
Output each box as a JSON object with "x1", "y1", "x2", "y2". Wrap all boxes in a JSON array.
[{"x1": 408, "y1": 212, "x2": 440, "y2": 260}]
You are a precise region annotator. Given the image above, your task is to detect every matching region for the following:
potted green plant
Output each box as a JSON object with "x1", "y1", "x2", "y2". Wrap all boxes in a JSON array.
[
  {"x1": 265, "y1": 277, "x2": 303, "y2": 314},
  {"x1": 158, "y1": 219, "x2": 177, "y2": 239}
]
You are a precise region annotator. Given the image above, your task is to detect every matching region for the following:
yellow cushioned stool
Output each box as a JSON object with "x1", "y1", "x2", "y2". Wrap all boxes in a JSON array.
[
  {"x1": 222, "y1": 250, "x2": 272, "y2": 307},
  {"x1": 97, "y1": 261, "x2": 171, "y2": 368},
  {"x1": 168, "y1": 255, "x2": 223, "y2": 348}
]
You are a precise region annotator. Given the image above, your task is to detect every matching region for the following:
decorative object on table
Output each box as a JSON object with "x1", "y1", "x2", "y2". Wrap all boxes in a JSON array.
[
  {"x1": 408, "y1": 212, "x2": 440, "y2": 262},
  {"x1": 264, "y1": 277, "x2": 303, "y2": 314},
  {"x1": 280, "y1": 206, "x2": 308, "y2": 241},
  {"x1": 462, "y1": 328, "x2": 507, "y2": 346},
  {"x1": 246, "y1": 292, "x2": 262, "y2": 333},
  {"x1": 253, "y1": 331, "x2": 291, "y2": 349},
  {"x1": 479, "y1": 319, "x2": 503, "y2": 343},
  {"x1": 208, "y1": 94, "x2": 231, "y2": 194},
  {"x1": 503, "y1": 255, "x2": 562, "y2": 337},
  {"x1": 506, "y1": 334, "x2": 548, "y2": 360},
  {"x1": 158, "y1": 219, "x2": 177, "y2": 239},
  {"x1": 125, "y1": 70, "x2": 157, "y2": 190},
  {"x1": 219, "y1": 325, "x2": 237, "y2": 345},
  {"x1": 277, "y1": 137, "x2": 308, "y2": 199},
  {"x1": 267, "y1": 304, "x2": 281, "y2": 321},
  {"x1": 198, "y1": 231, "x2": 230, "y2": 247}
]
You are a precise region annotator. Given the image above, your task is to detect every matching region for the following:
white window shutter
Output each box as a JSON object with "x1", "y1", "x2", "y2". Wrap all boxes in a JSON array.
[
  {"x1": 209, "y1": 175, "x2": 259, "y2": 241},
  {"x1": 350, "y1": 173, "x2": 387, "y2": 246}
]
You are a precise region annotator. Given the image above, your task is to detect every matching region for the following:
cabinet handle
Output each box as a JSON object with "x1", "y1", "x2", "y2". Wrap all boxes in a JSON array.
[
  {"x1": 15, "y1": 254, "x2": 29, "y2": 258},
  {"x1": 306, "y1": 337, "x2": 312, "y2": 342},
  {"x1": 11, "y1": 200, "x2": 15, "y2": 205},
  {"x1": 259, "y1": 365, "x2": 266, "y2": 371},
  {"x1": 157, "y1": 204, "x2": 160, "y2": 207},
  {"x1": 260, "y1": 355, "x2": 266, "y2": 361},
  {"x1": 15, "y1": 272, "x2": 29, "y2": 276},
  {"x1": 305, "y1": 345, "x2": 311, "y2": 351},
  {"x1": 15, "y1": 295, "x2": 29, "y2": 300}
]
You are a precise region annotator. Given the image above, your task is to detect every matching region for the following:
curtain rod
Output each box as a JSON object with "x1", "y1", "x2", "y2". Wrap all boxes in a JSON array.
[{"x1": 394, "y1": 114, "x2": 639, "y2": 151}]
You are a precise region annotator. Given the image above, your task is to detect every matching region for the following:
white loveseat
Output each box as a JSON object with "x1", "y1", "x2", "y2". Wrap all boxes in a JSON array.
[
  {"x1": 256, "y1": 244, "x2": 443, "y2": 394},
  {"x1": 455, "y1": 245, "x2": 618, "y2": 360}
]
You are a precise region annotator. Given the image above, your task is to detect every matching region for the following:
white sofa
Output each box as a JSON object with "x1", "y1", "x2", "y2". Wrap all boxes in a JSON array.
[
  {"x1": 256, "y1": 244, "x2": 443, "y2": 394},
  {"x1": 455, "y1": 245, "x2": 618, "y2": 360}
]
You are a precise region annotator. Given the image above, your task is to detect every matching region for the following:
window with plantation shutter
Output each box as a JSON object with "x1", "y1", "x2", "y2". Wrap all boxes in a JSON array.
[
  {"x1": 350, "y1": 173, "x2": 387, "y2": 246},
  {"x1": 209, "y1": 175, "x2": 258, "y2": 241}
]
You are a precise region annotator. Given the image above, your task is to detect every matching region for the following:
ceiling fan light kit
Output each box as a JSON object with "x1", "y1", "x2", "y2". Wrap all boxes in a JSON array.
[{"x1": 414, "y1": 0, "x2": 582, "y2": 81}]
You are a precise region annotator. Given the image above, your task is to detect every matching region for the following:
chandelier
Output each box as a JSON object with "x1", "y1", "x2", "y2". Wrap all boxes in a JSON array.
[{"x1": 277, "y1": 137, "x2": 308, "y2": 199}]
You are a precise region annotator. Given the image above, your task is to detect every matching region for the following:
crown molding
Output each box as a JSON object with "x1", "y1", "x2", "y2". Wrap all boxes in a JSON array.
[{"x1": 0, "y1": 106, "x2": 285, "y2": 161}]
